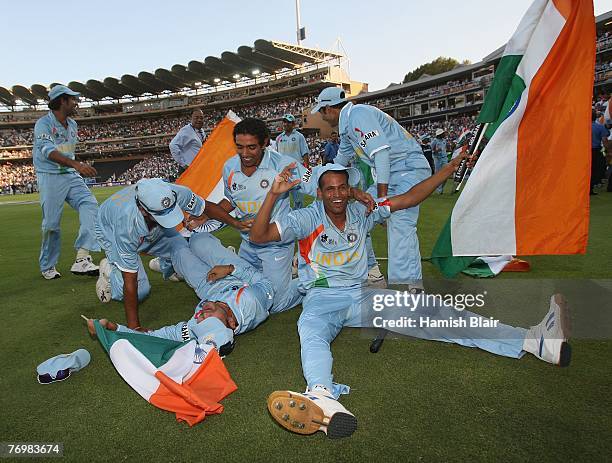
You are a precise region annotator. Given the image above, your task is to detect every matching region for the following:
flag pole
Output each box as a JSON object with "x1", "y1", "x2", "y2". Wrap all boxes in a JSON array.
[{"x1": 453, "y1": 122, "x2": 489, "y2": 192}]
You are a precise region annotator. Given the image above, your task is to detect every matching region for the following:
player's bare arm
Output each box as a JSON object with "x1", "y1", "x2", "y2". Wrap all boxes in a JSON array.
[
  {"x1": 122, "y1": 270, "x2": 141, "y2": 330},
  {"x1": 389, "y1": 152, "x2": 468, "y2": 211},
  {"x1": 48, "y1": 150, "x2": 97, "y2": 177}
]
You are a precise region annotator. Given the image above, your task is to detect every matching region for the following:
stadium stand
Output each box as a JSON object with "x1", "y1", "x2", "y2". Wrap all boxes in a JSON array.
[{"x1": 1, "y1": 14, "x2": 610, "y2": 193}]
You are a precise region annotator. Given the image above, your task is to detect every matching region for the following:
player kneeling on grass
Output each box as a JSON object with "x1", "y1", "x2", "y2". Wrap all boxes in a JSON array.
[
  {"x1": 95, "y1": 178, "x2": 243, "y2": 330},
  {"x1": 249, "y1": 158, "x2": 571, "y2": 439}
]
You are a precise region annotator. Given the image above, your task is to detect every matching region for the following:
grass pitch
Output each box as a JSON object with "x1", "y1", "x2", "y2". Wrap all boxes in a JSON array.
[{"x1": 1, "y1": 187, "x2": 611, "y2": 462}]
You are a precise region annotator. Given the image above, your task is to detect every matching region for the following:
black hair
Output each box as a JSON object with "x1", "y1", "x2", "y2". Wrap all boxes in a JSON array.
[
  {"x1": 233, "y1": 118, "x2": 270, "y2": 146},
  {"x1": 48, "y1": 94, "x2": 69, "y2": 111},
  {"x1": 318, "y1": 169, "x2": 349, "y2": 189},
  {"x1": 218, "y1": 340, "x2": 235, "y2": 357}
]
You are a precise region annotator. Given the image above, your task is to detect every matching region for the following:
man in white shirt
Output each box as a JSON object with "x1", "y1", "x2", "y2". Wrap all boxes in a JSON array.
[{"x1": 169, "y1": 109, "x2": 206, "y2": 169}]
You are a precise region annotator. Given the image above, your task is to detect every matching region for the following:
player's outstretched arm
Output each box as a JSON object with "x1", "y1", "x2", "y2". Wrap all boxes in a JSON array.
[
  {"x1": 250, "y1": 164, "x2": 299, "y2": 243},
  {"x1": 389, "y1": 152, "x2": 468, "y2": 212}
]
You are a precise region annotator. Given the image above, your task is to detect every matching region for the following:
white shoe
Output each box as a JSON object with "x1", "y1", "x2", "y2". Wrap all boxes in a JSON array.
[
  {"x1": 523, "y1": 294, "x2": 571, "y2": 366},
  {"x1": 96, "y1": 258, "x2": 112, "y2": 303},
  {"x1": 149, "y1": 257, "x2": 182, "y2": 281},
  {"x1": 227, "y1": 245, "x2": 236, "y2": 254},
  {"x1": 42, "y1": 267, "x2": 61, "y2": 280},
  {"x1": 70, "y1": 256, "x2": 99, "y2": 276},
  {"x1": 367, "y1": 264, "x2": 385, "y2": 283},
  {"x1": 267, "y1": 389, "x2": 357, "y2": 438}
]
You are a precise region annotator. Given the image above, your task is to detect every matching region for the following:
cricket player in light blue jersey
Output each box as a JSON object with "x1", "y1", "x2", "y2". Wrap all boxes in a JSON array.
[
  {"x1": 275, "y1": 114, "x2": 310, "y2": 209},
  {"x1": 250, "y1": 161, "x2": 571, "y2": 439},
  {"x1": 312, "y1": 87, "x2": 431, "y2": 286},
  {"x1": 213, "y1": 118, "x2": 374, "y2": 314},
  {"x1": 95, "y1": 178, "x2": 242, "y2": 330},
  {"x1": 33, "y1": 85, "x2": 101, "y2": 280},
  {"x1": 430, "y1": 128, "x2": 449, "y2": 193},
  {"x1": 85, "y1": 232, "x2": 278, "y2": 355}
]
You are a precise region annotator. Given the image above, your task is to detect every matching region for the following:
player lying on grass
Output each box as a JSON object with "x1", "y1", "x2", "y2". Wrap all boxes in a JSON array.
[
  {"x1": 249, "y1": 159, "x2": 571, "y2": 439},
  {"x1": 86, "y1": 230, "x2": 289, "y2": 351},
  {"x1": 95, "y1": 178, "x2": 249, "y2": 330}
]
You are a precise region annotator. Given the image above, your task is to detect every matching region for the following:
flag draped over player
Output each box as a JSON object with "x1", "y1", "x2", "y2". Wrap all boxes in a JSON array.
[{"x1": 431, "y1": 0, "x2": 595, "y2": 278}]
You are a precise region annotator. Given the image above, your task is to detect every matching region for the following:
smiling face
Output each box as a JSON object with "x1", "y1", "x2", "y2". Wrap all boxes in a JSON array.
[
  {"x1": 235, "y1": 133, "x2": 266, "y2": 169},
  {"x1": 195, "y1": 300, "x2": 238, "y2": 330},
  {"x1": 191, "y1": 109, "x2": 204, "y2": 129},
  {"x1": 317, "y1": 170, "x2": 350, "y2": 216}
]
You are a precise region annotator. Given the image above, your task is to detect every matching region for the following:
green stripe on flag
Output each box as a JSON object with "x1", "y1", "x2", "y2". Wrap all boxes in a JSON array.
[
  {"x1": 484, "y1": 74, "x2": 528, "y2": 139},
  {"x1": 430, "y1": 216, "x2": 477, "y2": 278},
  {"x1": 94, "y1": 320, "x2": 184, "y2": 368},
  {"x1": 477, "y1": 55, "x2": 523, "y2": 123}
]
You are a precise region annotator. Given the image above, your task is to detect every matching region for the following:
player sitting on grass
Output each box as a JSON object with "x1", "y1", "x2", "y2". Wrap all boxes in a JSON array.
[{"x1": 249, "y1": 158, "x2": 571, "y2": 439}]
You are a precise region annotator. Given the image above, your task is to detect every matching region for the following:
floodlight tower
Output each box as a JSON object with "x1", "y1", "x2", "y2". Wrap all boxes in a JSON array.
[{"x1": 295, "y1": 0, "x2": 306, "y2": 44}]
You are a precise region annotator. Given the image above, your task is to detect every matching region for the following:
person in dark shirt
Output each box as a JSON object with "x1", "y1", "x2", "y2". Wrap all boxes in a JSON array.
[{"x1": 591, "y1": 110, "x2": 609, "y2": 195}]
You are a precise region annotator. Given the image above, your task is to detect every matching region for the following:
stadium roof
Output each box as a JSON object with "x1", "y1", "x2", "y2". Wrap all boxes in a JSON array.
[{"x1": 0, "y1": 40, "x2": 342, "y2": 106}]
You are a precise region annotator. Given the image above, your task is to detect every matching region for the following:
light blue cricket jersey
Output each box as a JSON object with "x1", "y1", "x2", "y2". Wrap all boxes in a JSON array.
[
  {"x1": 33, "y1": 111, "x2": 78, "y2": 174},
  {"x1": 190, "y1": 263, "x2": 274, "y2": 335},
  {"x1": 275, "y1": 130, "x2": 309, "y2": 163},
  {"x1": 430, "y1": 137, "x2": 448, "y2": 156},
  {"x1": 96, "y1": 183, "x2": 205, "y2": 273},
  {"x1": 335, "y1": 102, "x2": 429, "y2": 184},
  {"x1": 275, "y1": 199, "x2": 391, "y2": 289},
  {"x1": 223, "y1": 148, "x2": 316, "y2": 243}
]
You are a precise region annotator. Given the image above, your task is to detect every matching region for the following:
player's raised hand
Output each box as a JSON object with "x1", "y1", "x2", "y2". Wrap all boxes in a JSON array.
[
  {"x1": 447, "y1": 150, "x2": 470, "y2": 172},
  {"x1": 235, "y1": 218, "x2": 254, "y2": 232},
  {"x1": 271, "y1": 162, "x2": 301, "y2": 195}
]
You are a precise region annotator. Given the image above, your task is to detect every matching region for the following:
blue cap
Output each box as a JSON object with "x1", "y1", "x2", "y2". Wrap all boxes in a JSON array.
[
  {"x1": 135, "y1": 178, "x2": 184, "y2": 228},
  {"x1": 37, "y1": 349, "x2": 90, "y2": 384},
  {"x1": 48, "y1": 85, "x2": 80, "y2": 101},
  {"x1": 311, "y1": 87, "x2": 347, "y2": 114},
  {"x1": 282, "y1": 114, "x2": 296, "y2": 122},
  {"x1": 312, "y1": 163, "x2": 360, "y2": 188},
  {"x1": 188, "y1": 317, "x2": 235, "y2": 355}
]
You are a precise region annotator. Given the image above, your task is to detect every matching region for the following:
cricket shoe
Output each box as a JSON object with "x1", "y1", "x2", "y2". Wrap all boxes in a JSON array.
[
  {"x1": 148, "y1": 257, "x2": 183, "y2": 282},
  {"x1": 367, "y1": 264, "x2": 385, "y2": 284},
  {"x1": 42, "y1": 267, "x2": 61, "y2": 280},
  {"x1": 96, "y1": 258, "x2": 112, "y2": 303},
  {"x1": 267, "y1": 389, "x2": 357, "y2": 439},
  {"x1": 523, "y1": 294, "x2": 571, "y2": 366},
  {"x1": 70, "y1": 256, "x2": 99, "y2": 276}
]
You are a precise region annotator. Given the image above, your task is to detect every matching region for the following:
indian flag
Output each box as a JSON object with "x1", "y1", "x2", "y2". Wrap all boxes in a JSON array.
[
  {"x1": 176, "y1": 111, "x2": 241, "y2": 234},
  {"x1": 431, "y1": 0, "x2": 595, "y2": 278},
  {"x1": 94, "y1": 321, "x2": 237, "y2": 427}
]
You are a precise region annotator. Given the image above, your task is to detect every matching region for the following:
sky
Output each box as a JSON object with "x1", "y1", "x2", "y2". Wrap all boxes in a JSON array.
[{"x1": 3, "y1": 0, "x2": 612, "y2": 92}]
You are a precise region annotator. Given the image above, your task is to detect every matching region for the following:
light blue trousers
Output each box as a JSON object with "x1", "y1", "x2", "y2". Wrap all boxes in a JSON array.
[
  {"x1": 238, "y1": 239, "x2": 303, "y2": 314},
  {"x1": 433, "y1": 154, "x2": 448, "y2": 193},
  {"x1": 108, "y1": 231, "x2": 188, "y2": 302},
  {"x1": 366, "y1": 166, "x2": 430, "y2": 283},
  {"x1": 37, "y1": 172, "x2": 99, "y2": 271},
  {"x1": 299, "y1": 286, "x2": 526, "y2": 398}
]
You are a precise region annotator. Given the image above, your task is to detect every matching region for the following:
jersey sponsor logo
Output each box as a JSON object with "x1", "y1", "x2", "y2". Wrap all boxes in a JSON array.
[
  {"x1": 231, "y1": 182, "x2": 247, "y2": 191},
  {"x1": 236, "y1": 200, "x2": 262, "y2": 213},
  {"x1": 359, "y1": 130, "x2": 380, "y2": 148},
  {"x1": 260, "y1": 179, "x2": 270, "y2": 189},
  {"x1": 320, "y1": 233, "x2": 337, "y2": 246},
  {"x1": 181, "y1": 322, "x2": 190, "y2": 341},
  {"x1": 187, "y1": 193, "x2": 196, "y2": 210},
  {"x1": 312, "y1": 250, "x2": 360, "y2": 267},
  {"x1": 301, "y1": 169, "x2": 312, "y2": 183},
  {"x1": 36, "y1": 133, "x2": 53, "y2": 141}
]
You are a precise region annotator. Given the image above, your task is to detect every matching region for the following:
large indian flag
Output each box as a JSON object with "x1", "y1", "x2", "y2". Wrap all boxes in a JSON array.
[
  {"x1": 431, "y1": 0, "x2": 595, "y2": 278},
  {"x1": 94, "y1": 321, "x2": 237, "y2": 427}
]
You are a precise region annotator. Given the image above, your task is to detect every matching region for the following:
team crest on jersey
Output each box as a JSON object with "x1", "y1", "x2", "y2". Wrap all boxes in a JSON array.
[
  {"x1": 161, "y1": 196, "x2": 172, "y2": 208},
  {"x1": 291, "y1": 137, "x2": 296, "y2": 141},
  {"x1": 320, "y1": 233, "x2": 337, "y2": 246},
  {"x1": 347, "y1": 232, "x2": 358, "y2": 243},
  {"x1": 354, "y1": 127, "x2": 365, "y2": 137},
  {"x1": 260, "y1": 179, "x2": 270, "y2": 189}
]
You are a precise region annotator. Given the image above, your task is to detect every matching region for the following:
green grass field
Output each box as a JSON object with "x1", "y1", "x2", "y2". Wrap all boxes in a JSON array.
[{"x1": 1, "y1": 187, "x2": 611, "y2": 462}]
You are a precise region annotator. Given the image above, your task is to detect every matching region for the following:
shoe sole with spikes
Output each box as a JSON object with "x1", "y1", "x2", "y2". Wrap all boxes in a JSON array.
[{"x1": 267, "y1": 391, "x2": 357, "y2": 438}]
